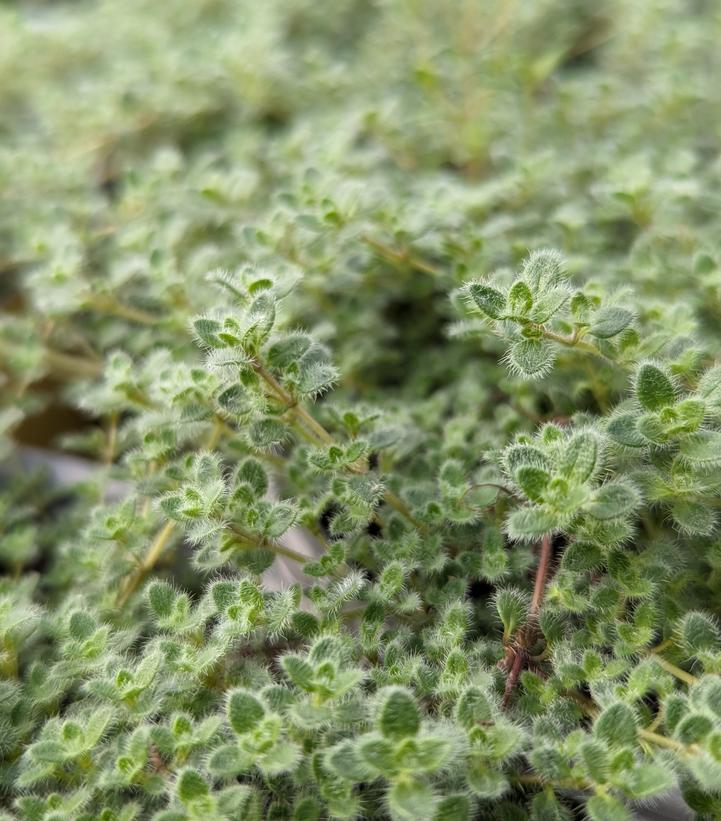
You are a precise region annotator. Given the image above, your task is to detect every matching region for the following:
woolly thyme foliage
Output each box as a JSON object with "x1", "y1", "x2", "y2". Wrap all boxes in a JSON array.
[{"x1": 4, "y1": 2, "x2": 721, "y2": 820}]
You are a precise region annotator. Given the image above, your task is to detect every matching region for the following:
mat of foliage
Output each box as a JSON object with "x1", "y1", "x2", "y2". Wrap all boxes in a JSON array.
[{"x1": 2, "y1": 1, "x2": 721, "y2": 820}]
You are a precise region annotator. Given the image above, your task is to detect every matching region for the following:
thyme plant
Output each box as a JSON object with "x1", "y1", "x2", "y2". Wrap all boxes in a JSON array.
[{"x1": 3, "y1": 1, "x2": 721, "y2": 819}]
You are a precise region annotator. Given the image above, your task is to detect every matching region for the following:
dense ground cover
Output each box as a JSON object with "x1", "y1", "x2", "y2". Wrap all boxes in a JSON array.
[{"x1": 2, "y1": 1, "x2": 721, "y2": 818}]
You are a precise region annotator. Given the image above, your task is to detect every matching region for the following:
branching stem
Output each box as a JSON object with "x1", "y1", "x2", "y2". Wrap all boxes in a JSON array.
[
  {"x1": 503, "y1": 534, "x2": 553, "y2": 707},
  {"x1": 252, "y1": 357, "x2": 425, "y2": 531}
]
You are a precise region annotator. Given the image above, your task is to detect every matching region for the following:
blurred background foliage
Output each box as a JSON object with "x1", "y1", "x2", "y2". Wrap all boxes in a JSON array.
[{"x1": 2, "y1": 0, "x2": 721, "y2": 431}]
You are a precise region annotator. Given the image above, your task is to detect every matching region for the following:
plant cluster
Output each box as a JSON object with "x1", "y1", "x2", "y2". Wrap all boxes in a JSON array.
[{"x1": 3, "y1": 1, "x2": 721, "y2": 819}]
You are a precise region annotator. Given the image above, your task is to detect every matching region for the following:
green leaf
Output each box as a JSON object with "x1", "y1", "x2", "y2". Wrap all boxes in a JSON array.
[
  {"x1": 505, "y1": 506, "x2": 557, "y2": 541},
  {"x1": 522, "y1": 249, "x2": 566, "y2": 291},
  {"x1": 267, "y1": 333, "x2": 313, "y2": 368},
  {"x1": 388, "y1": 777, "x2": 438, "y2": 821},
  {"x1": 281, "y1": 655, "x2": 315, "y2": 691},
  {"x1": 147, "y1": 581, "x2": 175, "y2": 620},
  {"x1": 679, "y1": 611, "x2": 721, "y2": 655},
  {"x1": 249, "y1": 418, "x2": 290, "y2": 450},
  {"x1": 698, "y1": 364, "x2": 721, "y2": 404},
  {"x1": 238, "y1": 458, "x2": 268, "y2": 496},
  {"x1": 265, "y1": 502, "x2": 298, "y2": 539},
  {"x1": 193, "y1": 317, "x2": 223, "y2": 349},
  {"x1": 455, "y1": 686, "x2": 493, "y2": 728},
  {"x1": 579, "y1": 740, "x2": 609, "y2": 783},
  {"x1": 434, "y1": 795, "x2": 470, "y2": 821},
  {"x1": 357, "y1": 734, "x2": 398, "y2": 774},
  {"x1": 593, "y1": 703, "x2": 637, "y2": 748},
  {"x1": 671, "y1": 500, "x2": 716, "y2": 536},
  {"x1": 494, "y1": 587, "x2": 529, "y2": 639},
  {"x1": 177, "y1": 770, "x2": 209, "y2": 804},
  {"x1": 607, "y1": 413, "x2": 646, "y2": 448},
  {"x1": 207, "y1": 744, "x2": 244, "y2": 778},
  {"x1": 507, "y1": 339, "x2": 555, "y2": 379},
  {"x1": 635, "y1": 363, "x2": 676, "y2": 411},
  {"x1": 378, "y1": 687, "x2": 420, "y2": 740},
  {"x1": 466, "y1": 760, "x2": 509, "y2": 798},
  {"x1": 259, "y1": 741, "x2": 300, "y2": 775},
  {"x1": 505, "y1": 443, "x2": 552, "y2": 474},
  {"x1": 515, "y1": 466, "x2": 550, "y2": 502},
  {"x1": 676, "y1": 713, "x2": 713, "y2": 744},
  {"x1": 680, "y1": 430, "x2": 721, "y2": 468},
  {"x1": 325, "y1": 740, "x2": 371, "y2": 781},
  {"x1": 590, "y1": 306, "x2": 633, "y2": 338},
  {"x1": 227, "y1": 689, "x2": 265, "y2": 735},
  {"x1": 68, "y1": 611, "x2": 96, "y2": 641},
  {"x1": 530, "y1": 791, "x2": 573, "y2": 821},
  {"x1": 396, "y1": 736, "x2": 452, "y2": 773},
  {"x1": 561, "y1": 541, "x2": 604, "y2": 572},
  {"x1": 507, "y1": 280, "x2": 533, "y2": 315},
  {"x1": 586, "y1": 793, "x2": 631, "y2": 821},
  {"x1": 466, "y1": 281, "x2": 506, "y2": 319},
  {"x1": 586, "y1": 480, "x2": 640, "y2": 520},
  {"x1": 559, "y1": 429, "x2": 601, "y2": 483}
]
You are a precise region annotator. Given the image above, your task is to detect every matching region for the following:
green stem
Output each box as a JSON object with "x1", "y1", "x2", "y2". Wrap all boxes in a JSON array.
[
  {"x1": 361, "y1": 234, "x2": 442, "y2": 278},
  {"x1": 252, "y1": 357, "x2": 425, "y2": 531},
  {"x1": 227, "y1": 525, "x2": 310, "y2": 565}
]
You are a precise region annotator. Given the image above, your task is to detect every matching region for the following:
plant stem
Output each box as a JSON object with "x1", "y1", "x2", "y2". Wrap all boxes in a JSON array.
[
  {"x1": 227, "y1": 525, "x2": 310, "y2": 565},
  {"x1": 116, "y1": 520, "x2": 176, "y2": 607},
  {"x1": 86, "y1": 294, "x2": 158, "y2": 326},
  {"x1": 503, "y1": 535, "x2": 553, "y2": 707},
  {"x1": 43, "y1": 347, "x2": 103, "y2": 379},
  {"x1": 116, "y1": 418, "x2": 225, "y2": 608},
  {"x1": 568, "y1": 690, "x2": 694, "y2": 755},
  {"x1": 361, "y1": 234, "x2": 442, "y2": 278},
  {"x1": 637, "y1": 727, "x2": 691, "y2": 754},
  {"x1": 252, "y1": 357, "x2": 425, "y2": 530},
  {"x1": 530, "y1": 534, "x2": 553, "y2": 616},
  {"x1": 651, "y1": 654, "x2": 699, "y2": 686}
]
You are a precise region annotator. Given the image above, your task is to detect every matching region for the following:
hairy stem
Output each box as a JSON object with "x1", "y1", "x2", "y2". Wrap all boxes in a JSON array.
[
  {"x1": 252, "y1": 357, "x2": 425, "y2": 530},
  {"x1": 116, "y1": 520, "x2": 176, "y2": 607},
  {"x1": 361, "y1": 234, "x2": 442, "y2": 278},
  {"x1": 530, "y1": 534, "x2": 553, "y2": 616},
  {"x1": 503, "y1": 534, "x2": 553, "y2": 707}
]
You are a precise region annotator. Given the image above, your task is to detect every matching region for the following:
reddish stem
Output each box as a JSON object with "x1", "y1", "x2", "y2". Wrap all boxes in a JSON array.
[
  {"x1": 530, "y1": 534, "x2": 553, "y2": 616},
  {"x1": 502, "y1": 534, "x2": 554, "y2": 708}
]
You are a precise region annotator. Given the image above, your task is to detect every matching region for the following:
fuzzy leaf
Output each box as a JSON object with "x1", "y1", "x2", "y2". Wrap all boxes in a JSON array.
[
  {"x1": 559, "y1": 430, "x2": 601, "y2": 483},
  {"x1": 607, "y1": 413, "x2": 646, "y2": 448},
  {"x1": 506, "y1": 506, "x2": 557, "y2": 540},
  {"x1": 494, "y1": 587, "x2": 529, "y2": 639},
  {"x1": 455, "y1": 686, "x2": 493, "y2": 728},
  {"x1": 671, "y1": 500, "x2": 716, "y2": 536},
  {"x1": 589, "y1": 306, "x2": 633, "y2": 338},
  {"x1": 679, "y1": 612, "x2": 721, "y2": 655},
  {"x1": 680, "y1": 430, "x2": 721, "y2": 468},
  {"x1": 522, "y1": 249, "x2": 565, "y2": 291},
  {"x1": 507, "y1": 280, "x2": 533, "y2": 315},
  {"x1": 177, "y1": 770, "x2": 209, "y2": 804},
  {"x1": 378, "y1": 688, "x2": 420, "y2": 740},
  {"x1": 514, "y1": 466, "x2": 550, "y2": 502},
  {"x1": 388, "y1": 778, "x2": 438, "y2": 821},
  {"x1": 378, "y1": 687, "x2": 421, "y2": 740},
  {"x1": 586, "y1": 794, "x2": 631, "y2": 821},
  {"x1": 697, "y1": 364, "x2": 721, "y2": 404},
  {"x1": 507, "y1": 339, "x2": 555, "y2": 379},
  {"x1": 635, "y1": 363, "x2": 676, "y2": 411},
  {"x1": 227, "y1": 689, "x2": 265, "y2": 735},
  {"x1": 466, "y1": 760, "x2": 509, "y2": 798},
  {"x1": 147, "y1": 581, "x2": 175, "y2": 620},
  {"x1": 593, "y1": 703, "x2": 637, "y2": 748},
  {"x1": 466, "y1": 282, "x2": 506, "y2": 319},
  {"x1": 281, "y1": 655, "x2": 315, "y2": 690},
  {"x1": 586, "y1": 481, "x2": 640, "y2": 520}
]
